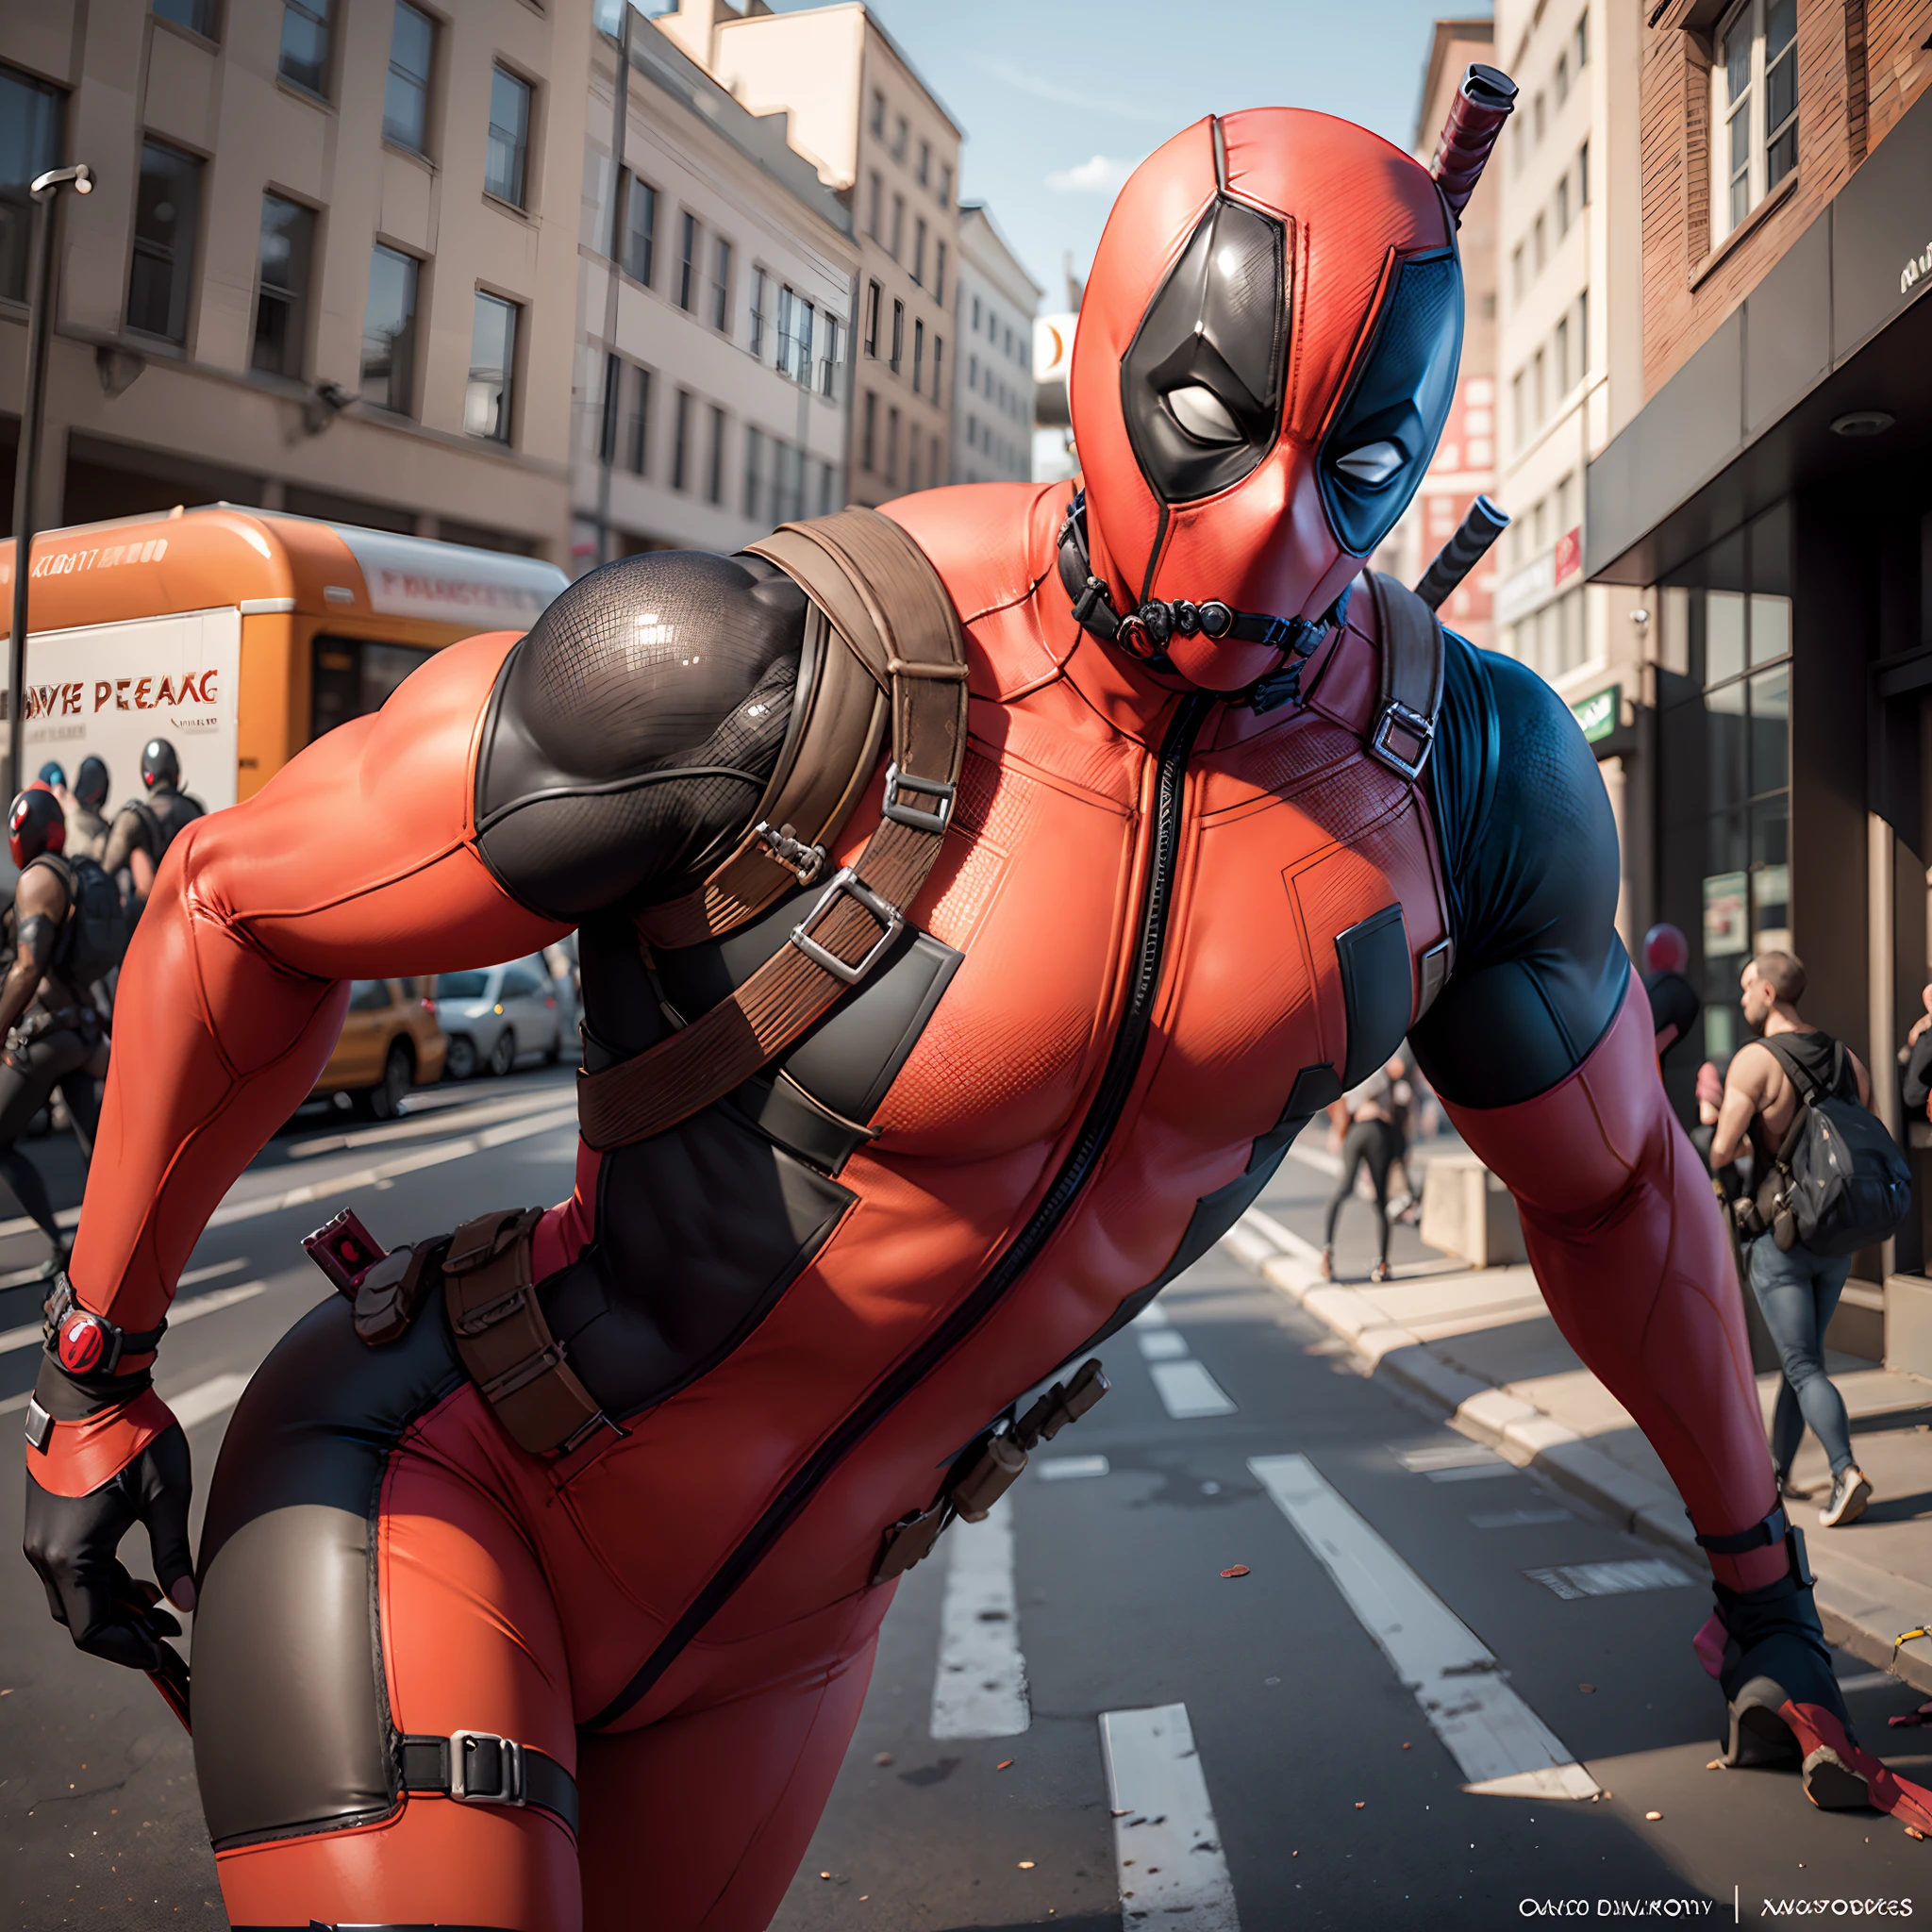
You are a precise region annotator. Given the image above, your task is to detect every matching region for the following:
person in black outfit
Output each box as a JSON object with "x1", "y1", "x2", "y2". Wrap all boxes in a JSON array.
[
  {"x1": 1902, "y1": 981, "x2": 1932, "y2": 1124},
  {"x1": 1322, "y1": 1060, "x2": 1407, "y2": 1283},
  {"x1": 100, "y1": 737, "x2": 205, "y2": 917}
]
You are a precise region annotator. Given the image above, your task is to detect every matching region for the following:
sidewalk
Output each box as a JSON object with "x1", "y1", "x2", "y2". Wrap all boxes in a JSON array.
[{"x1": 1229, "y1": 1142, "x2": 1932, "y2": 1698}]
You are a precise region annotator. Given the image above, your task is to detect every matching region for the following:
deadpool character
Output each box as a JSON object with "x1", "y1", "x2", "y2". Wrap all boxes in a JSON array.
[
  {"x1": 25, "y1": 84, "x2": 1929, "y2": 1932},
  {"x1": 1644, "y1": 920, "x2": 1703, "y2": 1063}
]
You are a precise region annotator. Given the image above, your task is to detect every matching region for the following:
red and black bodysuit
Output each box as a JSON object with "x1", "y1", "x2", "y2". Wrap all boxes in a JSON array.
[{"x1": 24, "y1": 104, "x2": 1914, "y2": 1932}]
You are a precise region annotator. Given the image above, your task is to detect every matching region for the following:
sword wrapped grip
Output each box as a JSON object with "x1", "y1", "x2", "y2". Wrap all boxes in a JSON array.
[
  {"x1": 1415, "y1": 494, "x2": 1510, "y2": 611},
  {"x1": 1431, "y1": 63, "x2": 1518, "y2": 227}
]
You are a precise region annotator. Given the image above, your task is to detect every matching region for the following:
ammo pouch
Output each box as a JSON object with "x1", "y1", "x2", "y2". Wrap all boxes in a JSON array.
[{"x1": 872, "y1": 1358, "x2": 1109, "y2": 1585}]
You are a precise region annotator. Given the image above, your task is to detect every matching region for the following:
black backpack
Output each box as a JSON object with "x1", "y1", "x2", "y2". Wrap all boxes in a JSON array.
[
  {"x1": 1757, "y1": 1035, "x2": 1911, "y2": 1257},
  {"x1": 31, "y1": 853, "x2": 128, "y2": 991}
]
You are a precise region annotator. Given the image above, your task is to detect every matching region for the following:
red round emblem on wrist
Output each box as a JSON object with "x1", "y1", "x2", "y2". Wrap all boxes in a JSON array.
[{"x1": 57, "y1": 1310, "x2": 108, "y2": 1374}]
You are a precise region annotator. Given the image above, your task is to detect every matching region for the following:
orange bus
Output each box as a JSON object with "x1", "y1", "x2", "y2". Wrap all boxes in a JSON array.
[{"x1": 0, "y1": 505, "x2": 567, "y2": 810}]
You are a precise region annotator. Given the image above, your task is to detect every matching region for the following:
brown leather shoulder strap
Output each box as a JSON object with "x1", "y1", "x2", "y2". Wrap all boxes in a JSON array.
[
  {"x1": 577, "y1": 509, "x2": 969, "y2": 1153},
  {"x1": 1364, "y1": 570, "x2": 1446, "y2": 782}
]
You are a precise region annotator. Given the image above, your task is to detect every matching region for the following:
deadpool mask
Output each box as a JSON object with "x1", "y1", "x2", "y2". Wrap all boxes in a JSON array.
[{"x1": 1071, "y1": 108, "x2": 1463, "y2": 691}]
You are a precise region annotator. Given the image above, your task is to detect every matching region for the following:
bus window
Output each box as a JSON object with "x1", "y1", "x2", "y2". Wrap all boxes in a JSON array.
[{"x1": 310, "y1": 635, "x2": 434, "y2": 741}]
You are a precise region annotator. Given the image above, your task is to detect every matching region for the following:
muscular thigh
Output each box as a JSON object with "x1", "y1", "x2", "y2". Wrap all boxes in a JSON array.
[
  {"x1": 192, "y1": 1298, "x2": 580, "y2": 1930},
  {"x1": 577, "y1": 1628, "x2": 880, "y2": 1932},
  {"x1": 0, "y1": 1026, "x2": 84, "y2": 1141}
]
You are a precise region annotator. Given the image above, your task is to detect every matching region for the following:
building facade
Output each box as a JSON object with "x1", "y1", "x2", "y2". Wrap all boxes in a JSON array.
[
  {"x1": 949, "y1": 203, "x2": 1039, "y2": 488},
  {"x1": 0, "y1": 0, "x2": 591, "y2": 559},
  {"x1": 658, "y1": 0, "x2": 960, "y2": 509},
  {"x1": 1587, "y1": 0, "x2": 1932, "y2": 1346},
  {"x1": 1382, "y1": 19, "x2": 1504, "y2": 656},
  {"x1": 575, "y1": 13, "x2": 856, "y2": 565}
]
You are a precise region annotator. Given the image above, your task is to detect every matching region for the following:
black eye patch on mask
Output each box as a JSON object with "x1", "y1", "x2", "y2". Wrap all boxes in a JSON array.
[
  {"x1": 1120, "y1": 196, "x2": 1290, "y2": 506},
  {"x1": 1318, "y1": 248, "x2": 1463, "y2": 558}
]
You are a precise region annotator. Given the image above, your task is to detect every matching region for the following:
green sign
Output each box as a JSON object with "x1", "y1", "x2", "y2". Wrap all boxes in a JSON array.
[{"x1": 1571, "y1": 683, "x2": 1621, "y2": 744}]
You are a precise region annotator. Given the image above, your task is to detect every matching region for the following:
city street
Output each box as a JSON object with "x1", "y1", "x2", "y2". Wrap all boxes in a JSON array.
[{"x1": 3, "y1": 1091, "x2": 1930, "y2": 1927}]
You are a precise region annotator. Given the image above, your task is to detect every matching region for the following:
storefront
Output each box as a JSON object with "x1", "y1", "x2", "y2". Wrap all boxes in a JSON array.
[{"x1": 1587, "y1": 83, "x2": 1932, "y2": 1355}]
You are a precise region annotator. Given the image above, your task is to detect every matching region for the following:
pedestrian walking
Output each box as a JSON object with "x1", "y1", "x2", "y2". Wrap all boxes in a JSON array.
[
  {"x1": 1709, "y1": 950, "x2": 1876, "y2": 1527},
  {"x1": 1321, "y1": 1058, "x2": 1407, "y2": 1284},
  {"x1": 56, "y1": 756, "x2": 112, "y2": 863}
]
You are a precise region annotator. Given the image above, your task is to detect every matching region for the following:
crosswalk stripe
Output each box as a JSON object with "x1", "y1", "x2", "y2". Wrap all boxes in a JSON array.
[
  {"x1": 1098, "y1": 1702, "x2": 1241, "y2": 1932},
  {"x1": 163, "y1": 1372, "x2": 253, "y2": 1433},
  {"x1": 1149, "y1": 1359, "x2": 1237, "y2": 1419},
  {"x1": 1249, "y1": 1452, "x2": 1599, "y2": 1800},
  {"x1": 929, "y1": 1495, "x2": 1030, "y2": 1740},
  {"x1": 0, "y1": 1279, "x2": 268, "y2": 1356}
]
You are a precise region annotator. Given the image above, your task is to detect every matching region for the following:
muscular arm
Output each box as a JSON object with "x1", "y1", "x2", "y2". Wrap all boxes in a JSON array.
[
  {"x1": 1409, "y1": 641, "x2": 1779, "y2": 1589},
  {"x1": 0, "y1": 863, "x2": 68, "y2": 1039},
  {"x1": 99, "y1": 808, "x2": 152, "y2": 893},
  {"x1": 1708, "y1": 1043, "x2": 1771, "y2": 1170}
]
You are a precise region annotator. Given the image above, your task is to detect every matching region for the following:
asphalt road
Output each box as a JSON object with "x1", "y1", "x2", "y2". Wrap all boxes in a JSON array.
[{"x1": 5, "y1": 1093, "x2": 1932, "y2": 1928}]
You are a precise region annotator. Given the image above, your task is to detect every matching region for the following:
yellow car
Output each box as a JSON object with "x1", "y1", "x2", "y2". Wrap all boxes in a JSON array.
[{"x1": 312, "y1": 976, "x2": 447, "y2": 1119}]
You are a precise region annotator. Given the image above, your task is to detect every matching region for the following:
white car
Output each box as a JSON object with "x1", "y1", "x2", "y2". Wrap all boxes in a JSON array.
[{"x1": 433, "y1": 957, "x2": 566, "y2": 1079}]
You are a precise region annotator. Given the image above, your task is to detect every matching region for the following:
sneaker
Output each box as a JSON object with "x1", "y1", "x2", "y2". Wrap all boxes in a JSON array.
[
  {"x1": 1370, "y1": 1260, "x2": 1392, "y2": 1284},
  {"x1": 1819, "y1": 1467, "x2": 1874, "y2": 1528},
  {"x1": 1319, "y1": 1247, "x2": 1333, "y2": 1281}
]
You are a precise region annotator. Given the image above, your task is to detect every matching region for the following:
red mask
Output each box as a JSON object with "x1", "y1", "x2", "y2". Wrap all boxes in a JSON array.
[
  {"x1": 1071, "y1": 109, "x2": 1463, "y2": 691},
  {"x1": 9, "y1": 784, "x2": 65, "y2": 869}
]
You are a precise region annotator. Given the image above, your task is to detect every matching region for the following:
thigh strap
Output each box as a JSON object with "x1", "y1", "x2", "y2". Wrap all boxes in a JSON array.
[{"x1": 399, "y1": 1730, "x2": 578, "y2": 1838}]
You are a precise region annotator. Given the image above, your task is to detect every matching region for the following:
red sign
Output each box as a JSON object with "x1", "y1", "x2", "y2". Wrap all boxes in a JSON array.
[{"x1": 1554, "y1": 526, "x2": 1582, "y2": 585}]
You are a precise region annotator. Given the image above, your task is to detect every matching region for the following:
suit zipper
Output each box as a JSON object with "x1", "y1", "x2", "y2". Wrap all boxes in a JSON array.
[{"x1": 586, "y1": 692, "x2": 1213, "y2": 1731}]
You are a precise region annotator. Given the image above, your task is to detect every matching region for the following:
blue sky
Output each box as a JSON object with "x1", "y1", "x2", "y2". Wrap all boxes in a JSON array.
[{"x1": 772, "y1": 0, "x2": 1492, "y2": 306}]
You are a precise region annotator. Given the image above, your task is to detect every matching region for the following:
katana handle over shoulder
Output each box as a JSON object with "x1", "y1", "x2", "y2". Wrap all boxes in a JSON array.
[{"x1": 1431, "y1": 63, "x2": 1518, "y2": 226}]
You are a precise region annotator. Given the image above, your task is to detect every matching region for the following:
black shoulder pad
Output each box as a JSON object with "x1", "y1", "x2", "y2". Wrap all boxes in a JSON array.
[
  {"x1": 475, "y1": 550, "x2": 806, "y2": 921},
  {"x1": 1410, "y1": 641, "x2": 1629, "y2": 1108}
]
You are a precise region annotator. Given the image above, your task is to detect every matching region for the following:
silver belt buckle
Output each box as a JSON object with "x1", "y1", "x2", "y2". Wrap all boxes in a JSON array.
[
  {"x1": 789, "y1": 866, "x2": 904, "y2": 985},
  {"x1": 881, "y1": 760, "x2": 955, "y2": 835},
  {"x1": 449, "y1": 1730, "x2": 525, "y2": 1807}
]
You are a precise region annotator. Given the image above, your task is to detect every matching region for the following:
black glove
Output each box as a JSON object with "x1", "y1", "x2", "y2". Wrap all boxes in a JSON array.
[{"x1": 23, "y1": 1364, "x2": 195, "y2": 1674}]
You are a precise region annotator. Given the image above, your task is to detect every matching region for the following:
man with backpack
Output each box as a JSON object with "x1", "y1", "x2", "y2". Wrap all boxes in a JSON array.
[
  {"x1": 1709, "y1": 949, "x2": 1907, "y2": 1529},
  {"x1": 0, "y1": 788, "x2": 124, "y2": 1269},
  {"x1": 99, "y1": 737, "x2": 204, "y2": 912},
  {"x1": 57, "y1": 756, "x2": 113, "y2": 864}
]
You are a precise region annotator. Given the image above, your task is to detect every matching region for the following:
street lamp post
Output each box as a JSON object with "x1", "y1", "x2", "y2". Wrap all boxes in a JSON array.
[{"x1": 8, "y1": 162, "x2": 92, "y2": 806}]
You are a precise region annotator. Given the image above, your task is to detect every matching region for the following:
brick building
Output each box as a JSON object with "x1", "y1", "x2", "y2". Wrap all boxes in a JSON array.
[{"x1": 1588, "y1": 0, "x2": 1932, "y2": 1352}]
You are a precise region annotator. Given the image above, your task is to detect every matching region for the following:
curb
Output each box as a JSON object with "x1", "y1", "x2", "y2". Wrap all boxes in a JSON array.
[{"x1": 1225, "y1": 1211, "x2": 1932, "y2": 1700}]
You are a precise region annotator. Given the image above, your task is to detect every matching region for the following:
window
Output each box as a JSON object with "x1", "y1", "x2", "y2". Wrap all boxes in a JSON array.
[
  {"x1": 1510, "y1": 369, "x2": 1525, "y2": 449},
  {"x1": 279, "y1": 0, "x2": 331, "y2": 95},
  {"x1": 886, "y1": 404, "x2": 900, "y2": 484},
  {"x1": 890, "y1": 298, "x2": 903, "y2": 373},
  {"x1": 819, "y1": 460, "x2": 835, "y2": 516},
  {"x1": 678, "y1": 211, "x2": 698, "y2": 309},
  {"x1": 777, "y1": 441, "x2": 805, "y2": 523},
  {"x1": 672, "y1": 388, "x2": 691, "y2": 490},
  {"x1": 1711, "y1": 0, "x2": 1797, "y2": 243},
  {"x1": 348, "y1": 978, "x2": 395, "y2": 1013},
  {"x1": 744, "y1": 425, "x2": 765, "y2": 518},
  {"x1": 971, "y1": 294, "x2": 981, "y2": 331},
  {"x1": 939, "y1": 162, "x2": 953, "y2": 206},
  {"x1": 384, "y1": 3, "x2": 434, "y2": 154},
  {"x1": 251, "y1": 194, "x2": 314, "y2": 377},
  {"x1": 912, "y1": 317, "x2": 924, "y2": 394},
  {"x1": 892, "y1": 115, "x2": 908, "y2": 160},
  {"x1": 1510, "y1": 242, "x2": 1525, "y2": 306},
  {"x1": 775, "y1": 285, "x2": 796, "y2": 376},
  {"x1": 627, "y1": 365, "x2": 650, "y2": 475},
  {"x1": 822, "y1": 316, "x2": 841, "y2": 397},
  {"x1": 864, "y1": 280, "x2": 880, "y2": 356},
  {"x1": 968, "y1": 352, "x2": 977, "y2": 390},
  {"x1": 707, "y1": 404, "x2": 725, "y2": 505},
  {"x1": 1576, "y1": 290, "x2": 1590, "y2": 376},
  {"x1": 931, "y1": 434, "x2": 941, "y2": 486},
  {"x1": 793, "y1": 299, "x2": 814, "y2": 387},
  {"x1": 912, "y1": 217, "x2": 925, "y2": 286},
  {"x1": 862, "y1": 390, "x2": 877, "y2": 471},
  {"x1": 932, "y1": 334, "x2": 942, "y2": 400},
  {"x1": 1532, "y1": 347, "x2": 1546, "y2": 426},
  {"x1": 464, "y1": 291, "x2": 517, "y2": 441},
  {"x1": 934, "y1": 240, "x2": 946, "y2": 305},
  {"x1": 917, "y1": 141, "x2": 930, "y2": 188},
  {"x1": 1533, "y1": 212, "x2": 1546, "y2": 272},
  {"x1": 711, "y1": 237, "x2": 731, "y2": 333},
  {"x1": 597, "y1": 350, "x2": 621, "y2": 462},
  {"x1": 1556, "y1": 52, "x2": 1569, "y2": 105},
  {"x1": 867, "y1": 171, "x2": 882, "y2": 242},
  {"x1": 908, "y1": 436, "x2": 920, "y2": 493},
  {"x1": 1557, "y1": 175, "x2": 1570, "y2": 236},
  {"x1": 890, "y1": 193, "x2": 904, "y2": 261},
  {"x1": 154, "y1": 0, "x2": 217, "y2": 34},
  {"x1": 126, "y1": 140, "x2": 202, "y2": 343},
  {"x1": 870, "y1": 90, "x2": 885, "y2": 138},
  {"x1": 485, "y1": 65, "x2": 531, "y2": 208},
  {"x1": 749, "y1": 269, "x2": 768, "y2": 358},
  {"x1": 621, "y1": 172, "x2": 656, "y2": 285},
  {"x1": 1555, "y1": 314, "x2": 1570, "y2": 392},
  {"x1": 1578, "y1": 138, "x2": 1591, "y2": 206},
  {"x1": 360, "y1": 243, "x2": 419, "y2": 412},
  {"x1": 1575, "y1": 10, "x2": 1589, "y2": 66},
  {"x1": 0, "y1": 68, "x2": 63, "y2": 305}
]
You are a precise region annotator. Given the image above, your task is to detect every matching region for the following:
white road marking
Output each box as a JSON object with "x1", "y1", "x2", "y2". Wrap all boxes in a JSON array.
[
  {"x1": 179, "y1": 1258, "x2": 249, "y2": 1288},
  {"x1": 1394, "y1": 1441, "x2": 1504, "y2": 1473},
  {"x1": 1470, "y1": 1508, "x2": 1574, "y2": 1530},
  {"x1": 286, "y1": 1089, "x2": 558, "y2": 1160},
  {"x1": 1132, "y1": 1301, "x2": 1172, "y2": 1327},
  {"x1": 1524, "y1": 1559, "x2": 1694, "y2": 1600},
  {"x1": 1426, "y1": 1463, "x2": 1520, "y2": 1484},
  {"x1": 929, "y1": 1496, "x2": 1029, "y2": 1740},
  {"x1": 1249, "y1": 1452, "x2": 1599, "y2": 1800},
  {"x1": 1137, "y1": 1329, "x2": 1190, "y2": 1361},
  {"x1": 1098, "y1": 1703, "x2": 1240, "y2": 1932},
  {"x1": 1838, "y1": 1671, "x2": 1907, "y2": 1694},
  {"x1": 1149, "y1": 1360, "x2": 1237, "y2": 1420},
  {"x1": 1237, "y1": 1208, "x2": 1324, "y2": 1267},
  {"x1": 163, "y1": 1372, "x2": 253, "y2": 1432},
  {"x1": 0, "y1": 1279, "x2": 267, "y2": 1356},
  {"x1": 1038, "y1": 1454, "x2": 1109, "y2": 1481}
]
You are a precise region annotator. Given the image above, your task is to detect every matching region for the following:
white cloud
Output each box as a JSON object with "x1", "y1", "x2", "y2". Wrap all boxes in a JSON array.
[{"x1": 1044, "y1": 154, "x2": 1139, "y2": 195}]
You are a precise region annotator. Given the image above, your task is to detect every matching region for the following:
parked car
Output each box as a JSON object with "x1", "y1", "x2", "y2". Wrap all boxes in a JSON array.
[
  {"x1": 312, "y1": 976, "x2": 447, "y2": 1119},
  {"x1": 434, "y1": 958, "x2": 565, "y2": 1080}
]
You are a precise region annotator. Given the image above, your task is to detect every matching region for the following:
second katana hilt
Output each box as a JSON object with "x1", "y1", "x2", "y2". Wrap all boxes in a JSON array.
[
  {"x1": 1415, "y1": 495, "x2": 1510, "y2": 611},
  {"x1": 1431, "y1": 63, "x2": 1518, "y2": 226}
]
